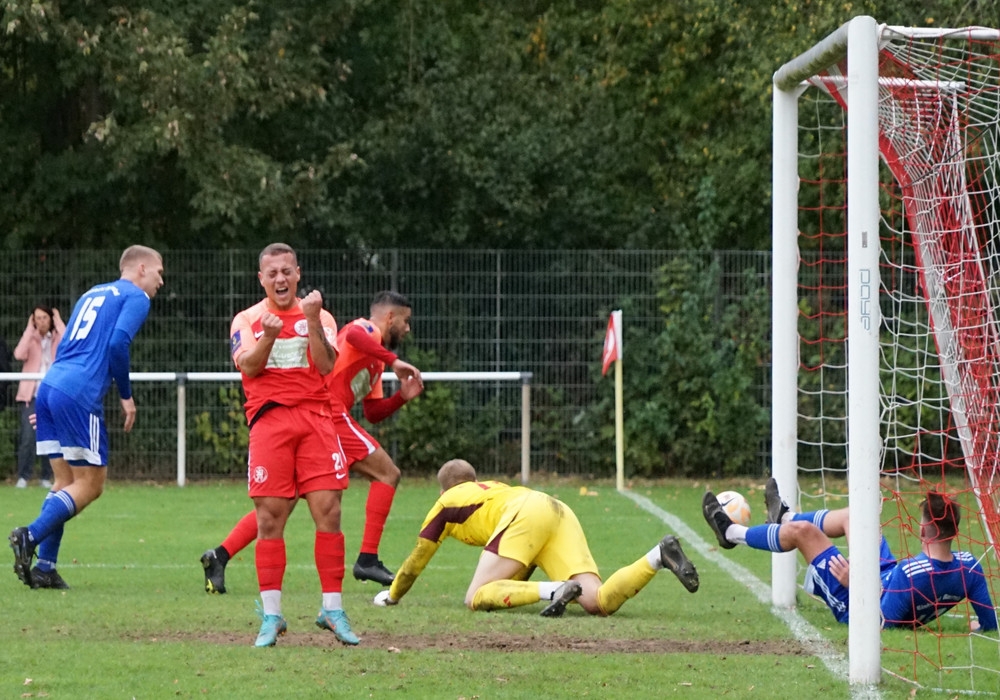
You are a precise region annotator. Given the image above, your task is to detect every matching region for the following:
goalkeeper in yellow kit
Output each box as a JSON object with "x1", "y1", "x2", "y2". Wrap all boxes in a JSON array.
[{"x1": 372, "y1": 459, "x2": 699, "y2": 616}]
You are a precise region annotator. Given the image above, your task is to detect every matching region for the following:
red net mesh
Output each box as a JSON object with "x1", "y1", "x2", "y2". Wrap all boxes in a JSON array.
[{"x1": 793, "y1": 29, "x2": 1000, "y2": 692}]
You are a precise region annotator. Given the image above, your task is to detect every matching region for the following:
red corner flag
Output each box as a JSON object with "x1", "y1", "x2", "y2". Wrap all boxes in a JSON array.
[{"x1": 601, "y1": 310, "x2": 622, "y2": 376}]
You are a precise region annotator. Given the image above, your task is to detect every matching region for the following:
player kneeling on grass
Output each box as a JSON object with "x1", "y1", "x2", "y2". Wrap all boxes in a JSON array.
[
  {"x1": 371, "y1": 459, "x2": 700, "y2": 616},
  {"x1": 702, "y1": 479, "x2": 997, "y2": 632}
]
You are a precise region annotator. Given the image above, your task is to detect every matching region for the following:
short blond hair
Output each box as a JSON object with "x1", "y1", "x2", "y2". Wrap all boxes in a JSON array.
[
  {"x1": 119, "y1": 245, "x2": 162, "y2": 272},
  {"x1": 437, "y1": 459, "x2": 477, "y2": 491}
]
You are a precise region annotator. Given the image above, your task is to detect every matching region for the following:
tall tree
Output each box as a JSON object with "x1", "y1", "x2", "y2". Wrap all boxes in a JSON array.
[
  {"x1": 0, "y1": 0, "x2": 360, "y2": 249},
  {"x1": 0, "y1": 0, "x2": 988, "y2": 251}
]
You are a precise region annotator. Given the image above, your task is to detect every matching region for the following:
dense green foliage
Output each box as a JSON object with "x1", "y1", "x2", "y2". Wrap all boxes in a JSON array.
[
  {"x1": 193, "y1": 386, "x2": 249, "y2": 473},
  {"x1": 581, "y1": 259, "x2": 771, "y2": 477},
  {"x1": 1, "y1": 2, "x2": 991, "y2": 478},
  {"x1": 1, "y1": 0, "x2": 985, "y2": 251}
]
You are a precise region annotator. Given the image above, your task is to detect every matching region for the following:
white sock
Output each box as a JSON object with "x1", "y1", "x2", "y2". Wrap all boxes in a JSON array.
[
  {"x1": 725, "y1": 524, "x2": 749, "y2": 545},
  {"x1": 645, "y1": 546, "x2": 662, "y2": 570},
  {"x1": 537, "y1": 581, "x2": 564, "y2": 600},
  {"x1": 322, "y1": 592, "x2": 343, "y2": 611},
  {"x1": 260, "y1": 589, "x2": 282, "y2": 616}
]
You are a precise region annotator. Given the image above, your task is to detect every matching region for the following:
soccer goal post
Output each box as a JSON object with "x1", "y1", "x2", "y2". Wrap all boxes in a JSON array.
[{"x1": 772, "y1": 16, "x2": 1000, "y2": 690}]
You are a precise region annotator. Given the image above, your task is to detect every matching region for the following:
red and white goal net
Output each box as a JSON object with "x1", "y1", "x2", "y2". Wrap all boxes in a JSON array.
[{"x1": 773, "y1": 18, "x2": 1000, "y2": 692}]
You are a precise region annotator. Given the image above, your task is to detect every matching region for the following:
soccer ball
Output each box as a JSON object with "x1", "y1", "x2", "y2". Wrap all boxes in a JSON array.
[{"x1": 717, "y1": 490, "x2": 751, "y2": 526}]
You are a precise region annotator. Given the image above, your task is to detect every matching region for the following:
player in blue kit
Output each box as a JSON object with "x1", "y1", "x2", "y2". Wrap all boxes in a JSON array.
[
  {"x1": 702, "y1": 479, "x2": 996, "y2": 632},
  {"x1": 9, "y1": 245, "x2": 164, "y2": 590}
]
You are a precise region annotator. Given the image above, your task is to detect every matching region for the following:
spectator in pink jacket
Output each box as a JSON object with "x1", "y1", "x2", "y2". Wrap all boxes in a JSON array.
[{"x1": 14, "y1": 306, "x2": 64, "y2": 488}]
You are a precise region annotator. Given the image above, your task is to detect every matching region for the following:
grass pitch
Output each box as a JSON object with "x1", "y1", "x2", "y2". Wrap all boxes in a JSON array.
[{"x1": 2, "y1": 478, "x2": 988, "y2": 698}]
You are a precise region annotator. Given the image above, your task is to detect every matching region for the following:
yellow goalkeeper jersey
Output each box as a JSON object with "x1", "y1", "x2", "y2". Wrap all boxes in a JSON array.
[
  {"x1": 420, "y1": 480, "x2": 531, "y2": 546},
  {"x1": 389, "y1": 480, "x2": 533, "y2": 600}
]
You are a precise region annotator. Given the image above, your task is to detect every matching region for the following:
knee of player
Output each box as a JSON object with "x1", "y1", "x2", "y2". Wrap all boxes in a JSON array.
[
  {"x1": 255, "y1": 509, "x2": 287, "y2": 537},
  {"x1": 380, "y1": 462, "x2": 402, "y2": 487},
  {"x1": 782, "y1": 520, "x2": 825, "y2": 547},
  {"x1": 464, "y1": 592, "x2": 479, "y2": 610},
  {"x1": 83, "y1": 480, "x2": 106, "y2": 501}
]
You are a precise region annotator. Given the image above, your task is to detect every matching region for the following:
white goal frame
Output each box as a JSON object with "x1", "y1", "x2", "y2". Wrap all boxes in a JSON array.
[{"x1": 772, "y1": 15, "x2": 1000, "y2": 686}]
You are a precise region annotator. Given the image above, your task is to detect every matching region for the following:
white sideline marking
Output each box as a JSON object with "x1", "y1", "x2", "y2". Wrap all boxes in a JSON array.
[{"x1": 621, "y1": 490, "x2": 883, "y2": 700}]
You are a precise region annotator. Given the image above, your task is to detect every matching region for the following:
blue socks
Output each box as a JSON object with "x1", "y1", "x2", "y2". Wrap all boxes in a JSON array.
[
  {"x1": 793, "y1": 509, "x2": 828, "y2": 530},
  {"x1": 743, "y1": 510, "x2": 831, "y2": 553},
  {"x1": 28, "y1": 491, "x2": 77, "y2": 571},
  {"x1": 745, "y1": 524, "x2": 784, "y2": 552},
  {"x1": 35, "y1": 521, "x2": 65, "y2": 573}
]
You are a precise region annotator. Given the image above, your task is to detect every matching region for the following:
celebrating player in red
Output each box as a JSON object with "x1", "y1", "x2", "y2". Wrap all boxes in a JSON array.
[
  {"x1": 328, "y1": 291, "x2": 423, "y2": 583},
  {"x1": 202, "y1": 291, "x2": 423, "y2": 597},
  {"x1": 231, "y1": 243, "x2": 358, "y2": 648}
]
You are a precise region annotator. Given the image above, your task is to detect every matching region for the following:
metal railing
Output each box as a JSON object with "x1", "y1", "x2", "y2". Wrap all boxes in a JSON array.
[{"x1": 0, "y1": 371, "x2": 532, "y2": 485}]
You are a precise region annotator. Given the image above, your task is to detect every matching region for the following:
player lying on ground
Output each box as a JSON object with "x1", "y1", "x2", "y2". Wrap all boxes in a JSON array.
[
  {"x1": 371, "y1": 459, "x2": 700, "y2": 616},
  {"x1": 702, "y1": 479, "x2": 997, "y2": 631},
  {"x1": 200, "y1": 291, "x2": 423, "y2": 595},
  {"x1": 9, "y1": 246, "x2": 163, "y2": 591}
]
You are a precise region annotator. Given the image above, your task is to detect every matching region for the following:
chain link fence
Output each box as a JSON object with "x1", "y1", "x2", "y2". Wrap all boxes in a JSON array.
[{"x1": 1, "y1": 249, "x2": 771, "y2": 481}]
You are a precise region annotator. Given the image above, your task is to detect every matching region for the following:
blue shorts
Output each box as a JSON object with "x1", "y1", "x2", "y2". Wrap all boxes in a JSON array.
[
  {"x1": 803, "y1": 537, "x2": 895, "y2": 624},
  {"x1": 35, "y1": 383, "x2": 108, "y2": 467},
  {"x1": 803, "y1": 545, "x2": 851, "y2": 623}
]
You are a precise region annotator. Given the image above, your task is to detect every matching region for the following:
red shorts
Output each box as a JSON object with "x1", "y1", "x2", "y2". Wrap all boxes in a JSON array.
[
  {"x1": 247, "y1": 405, "x2": 349, "y2": 498},
  {"x1": 332, "y1": 411, "x2": 383, "y2": 468}
]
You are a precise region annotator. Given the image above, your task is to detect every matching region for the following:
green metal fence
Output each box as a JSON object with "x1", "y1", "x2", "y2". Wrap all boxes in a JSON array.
[{"x1": 0, "y1": 249, "x2": 771, "y2": 480}]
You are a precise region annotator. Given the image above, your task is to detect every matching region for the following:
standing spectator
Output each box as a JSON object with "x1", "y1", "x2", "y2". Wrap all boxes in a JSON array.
[
  {"x1": 13, "y1": 305, "x2": 65, "y2": 488},
  {"x1": 0, "y1": 335, "x2": 11, "y2": 481},
  {"x1": 200, "y1": 291, "x2": 423, "y2": 594},
  {"x1": 0, "y1": 336, "x2": 11, "y2": 407},
  {"x1": 229, "y1": 243, "x2": 358, "y2": 648},
  {"x1": 8, "y1": 246, "x2": 164, "y2": 590}
]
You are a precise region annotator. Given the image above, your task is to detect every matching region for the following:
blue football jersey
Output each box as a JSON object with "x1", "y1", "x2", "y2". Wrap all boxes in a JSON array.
[
  {"x1": 881, "y1": 551, "x2": 997, "y2": 630},
  {"x1": 42, "y1": 279, "x2": 151, "y2": 411}
]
